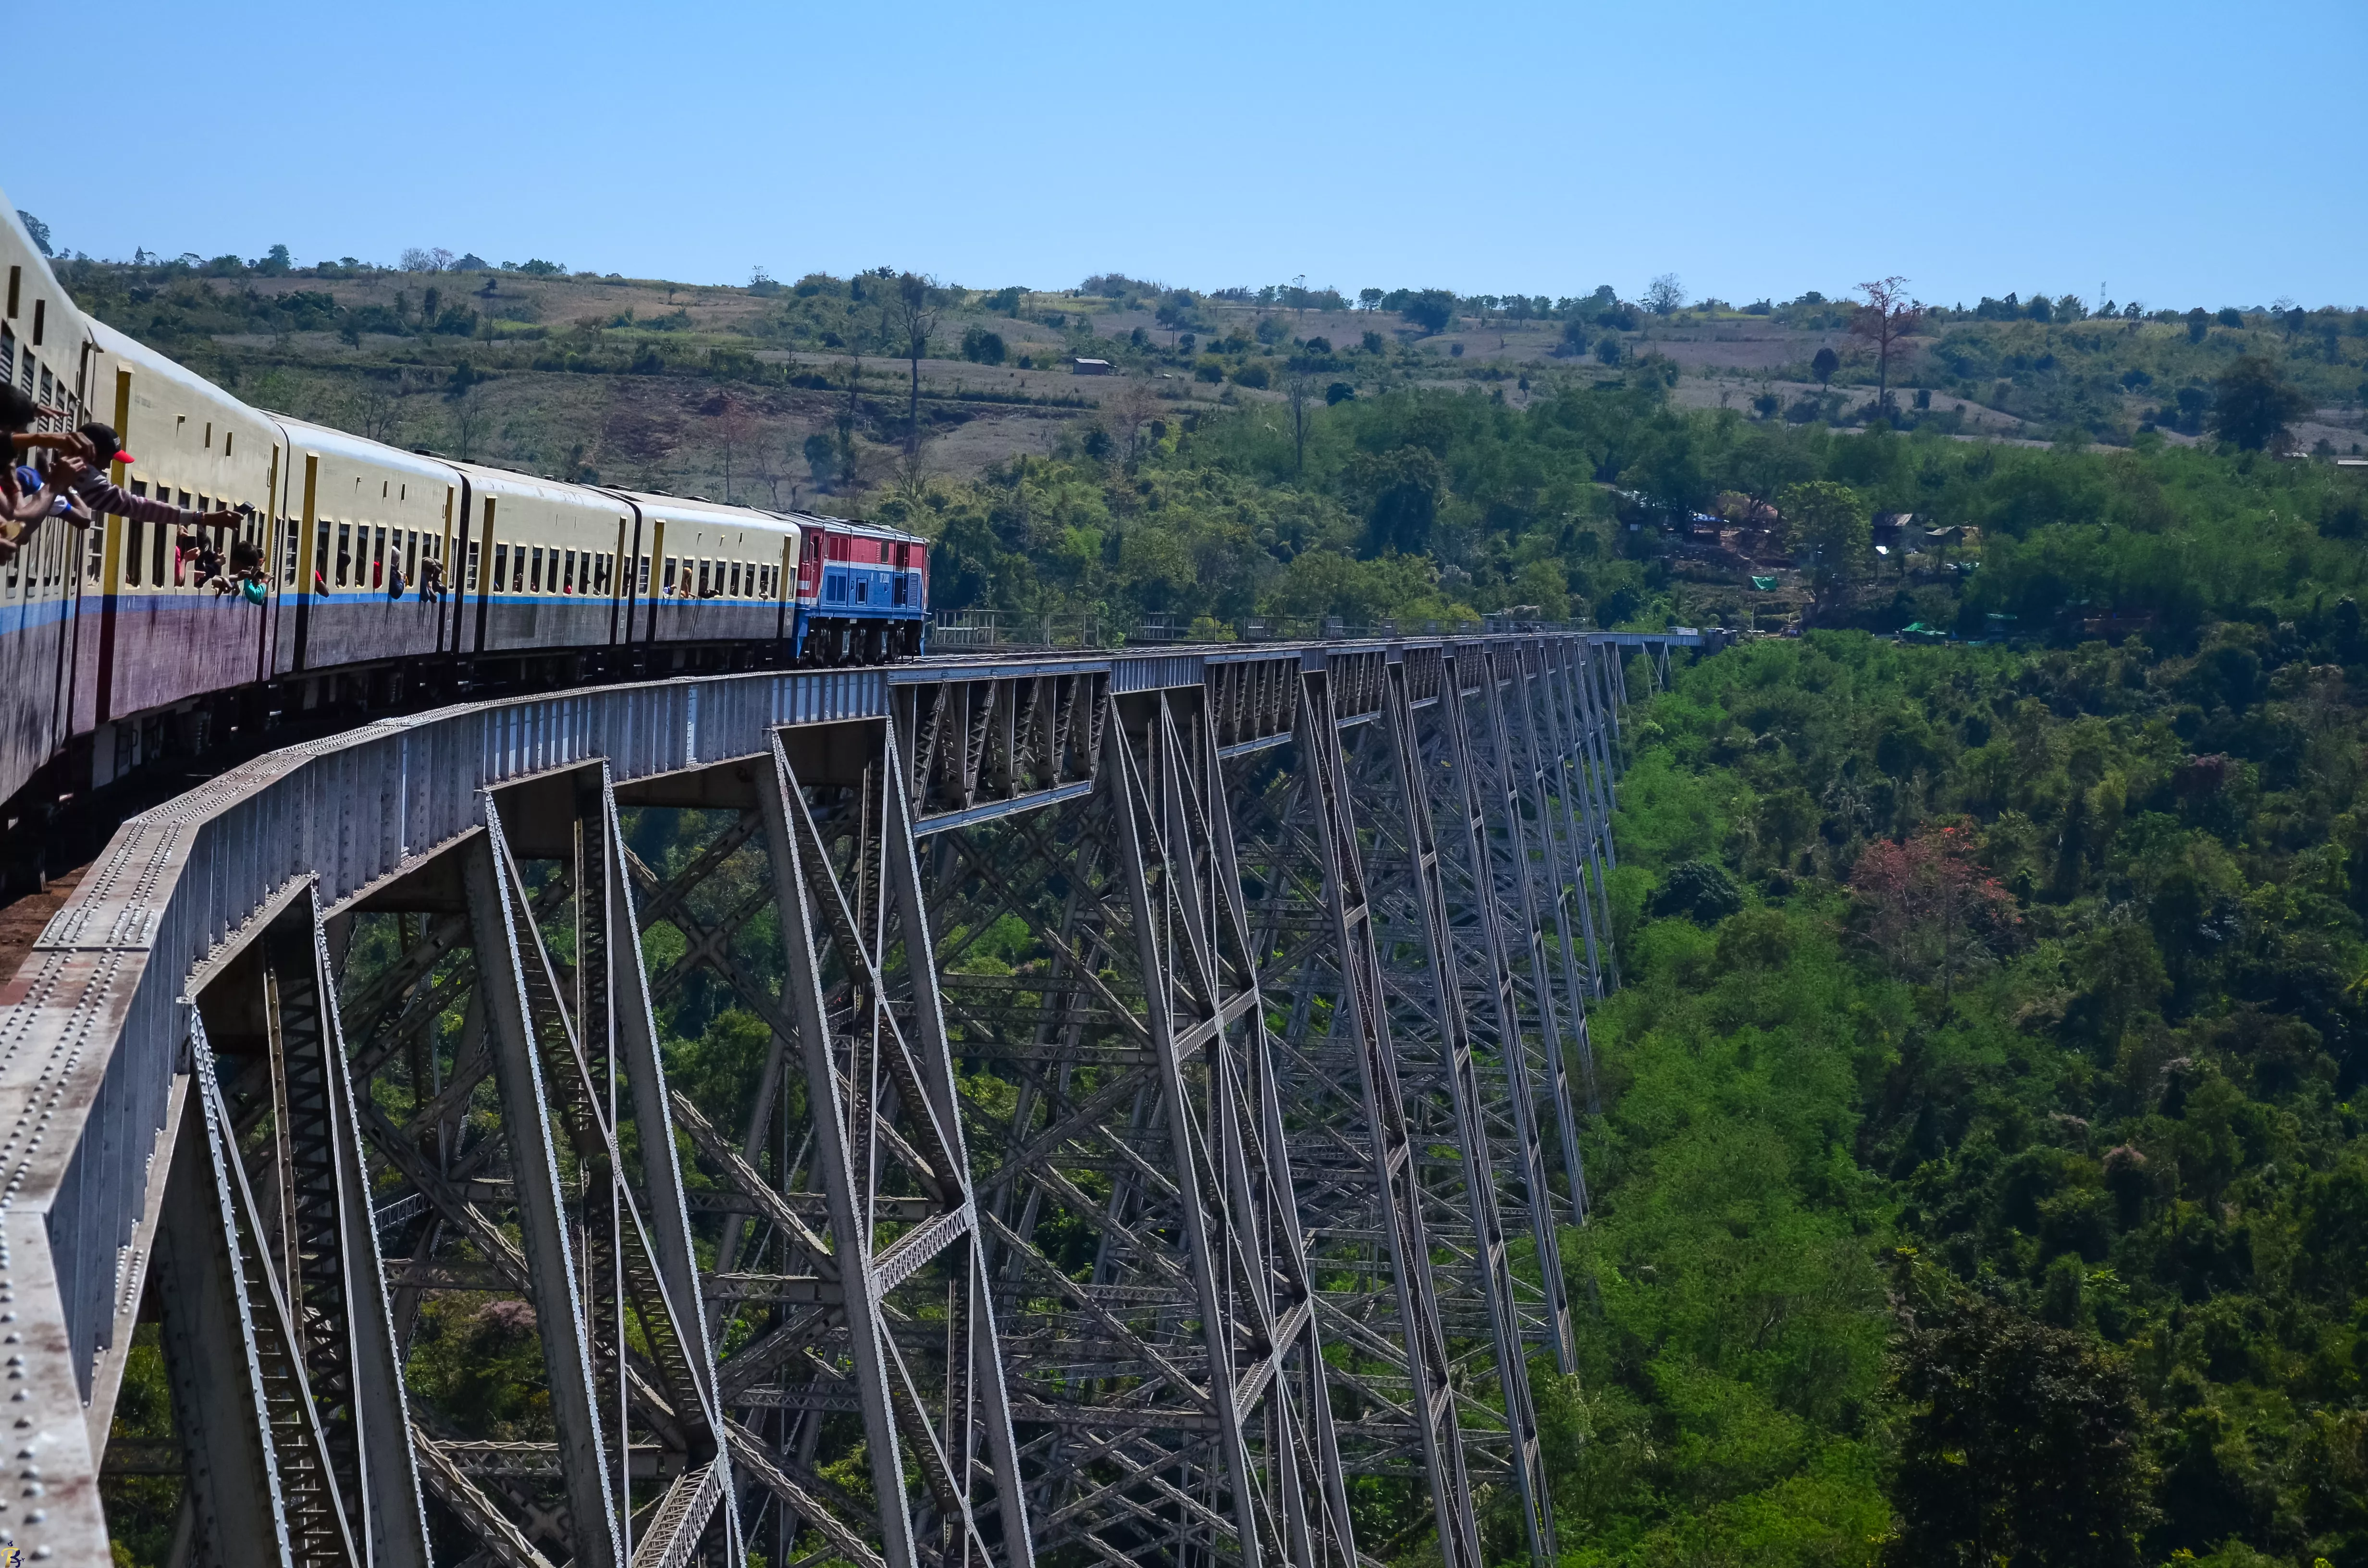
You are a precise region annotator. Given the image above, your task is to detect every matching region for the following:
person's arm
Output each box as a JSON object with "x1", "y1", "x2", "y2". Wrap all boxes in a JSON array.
[
  {"x1": 7, "y1": 424, "x2": 76, "y2": 456},
  {"x1": 59, "y1": 460, "x2": 239, "y2": 530},
  {"x1": 3, "y1": 479, "x2": 47, "y2": 526}
]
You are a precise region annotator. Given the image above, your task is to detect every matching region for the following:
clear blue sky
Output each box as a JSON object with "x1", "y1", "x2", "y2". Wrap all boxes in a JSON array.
[{"x1": 12, "y1": 0, "x2": 2362, "y2": 311}]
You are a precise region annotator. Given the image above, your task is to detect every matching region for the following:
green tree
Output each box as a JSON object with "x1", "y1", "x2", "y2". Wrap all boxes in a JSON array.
[
  {"x1": 1399, "y1": 289, "x2": 1456, "y2": 335},
  {"x1": 1812, "y1": 345, "x2": 1840, "y2": 386},
  {"x1": 960, "y1": 326, "x2": 1007, "y2": 364},
  {"x1": 14, "y1": 210, "x2": 49, "y2": 256},
  {"x1": 2208, "y1": 353, "x2": 2308, "y2": 451},
  {"x1": 1349, "y1": 445, "x2": 1447, "y2": 556},
  {"x1": 802, "y1": 432, "x2": 838, "y2": 490},
  {"x1": 1779, "y1": 479, "x2": 1869, "y2": 592},
  {"x1": 1886, "y1": 1285, "x2": 2156, "y2": 1568}
]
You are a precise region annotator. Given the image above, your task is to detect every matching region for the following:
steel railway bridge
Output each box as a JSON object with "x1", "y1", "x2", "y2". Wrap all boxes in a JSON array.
[{"x1": 0, "y1": 626, "x2": 1705, "y2": 1568}]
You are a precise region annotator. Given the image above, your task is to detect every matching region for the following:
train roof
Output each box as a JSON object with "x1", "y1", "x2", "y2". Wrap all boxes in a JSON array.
[
  {"x1": 606, "y1": 490, "x2": 797, "y2": 539},
  {"x1": 434, "y1": 457, "x2": 627, "y2": 511},
  {"x1": 777, "y1": 510, "x2": 926, "y2": 544},
  {"x1": 87, "y1": 319, "x2": 252, "y2": 412},
  {"x1": 270, "y1": 416, "x2": 460, "y2": 483}
]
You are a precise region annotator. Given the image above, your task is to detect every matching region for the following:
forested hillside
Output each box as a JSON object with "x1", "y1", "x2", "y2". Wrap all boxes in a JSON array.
[
  {"x1": 910, "y1": 359, "x2": 2365, "y2": 647},
  {"x1": 1559, "y1": 626, "x2": 2368, "y2": 1566}
]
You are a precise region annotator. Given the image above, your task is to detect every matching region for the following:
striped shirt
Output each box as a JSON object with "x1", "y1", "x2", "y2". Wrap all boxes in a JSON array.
[{"x1": 67, "y1": 469, "x2": 207, "y2": 529}]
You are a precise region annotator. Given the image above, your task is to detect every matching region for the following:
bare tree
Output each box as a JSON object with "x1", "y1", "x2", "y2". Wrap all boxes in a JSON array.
[
  {"x1": 1285, "y1": 369, "x2": 1316, "y2": 476},
  {"x1": 1108, "y1": 378, "x2": 1162, "y2": 467},
  {"x1": 1852, "y1": 276, "x2": 1926, "y2": 410},
  {"x1": 428, "y1": 247, "x2": 456, "y2": 272},
  {"x1": 881, "y1": 272, "x2": 941, "y2": 459},
  {"x1": 713, "y1": 394, "x2": 757, "y2": 503},
  {"x1": 837, "y1": 357, "x2": 864, "y2": 499},
  {"x1": 449, "y1": 385, "x2": 488, "y2": 460},
  {"x1": 1644, "y1": 273, "x2": 1686, "y2": 315},
  {"x1": 890, "y1": 445, "x2": 932, "y2": 507},
  {"x1": 750, "y1": 433, "x2": 787, "y2": 506},
  {"x1": 346, "y1": 376, "x2": 406, "y2": 444}
]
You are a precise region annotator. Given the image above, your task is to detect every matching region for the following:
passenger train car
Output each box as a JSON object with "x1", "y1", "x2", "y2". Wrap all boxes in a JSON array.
[{"x1": 0, "y1": 199, "x2": 927, "y2": 881}]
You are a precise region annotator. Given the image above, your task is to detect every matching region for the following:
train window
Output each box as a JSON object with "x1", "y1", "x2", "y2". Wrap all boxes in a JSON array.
[
  {"x1": 373, "y1": 527, "x2": 387, "y2": 588},
  {"x1": 697, "y1": 560, "x2": 710, "y2": 597},
  {"x1": 152, "y1": 518, "x2": 167, "y2": 587},
  {"x1": 511, "y1": 546, "x2": 526, "y2": 593},
  {"x1": 638, "y1": 555, "x2": 650, "y2": 593},
  {"x1": 662, "y1": 556, "x2": 676, "y2": 594},
  {"x1": 563, "y1": 549, "x2": 576, "y2": 594},
  {"x1": 336, "y1": 524, "x2": 351, "y2": 586},
  {"x1": 224, "y1": 431, "x2": 234, "y2": 457},
  {"x1": 125, "y1": 518, "x2": 144, "y2": 587},
  {"x1": 467, "y1": 539, "x2": 480, "y2": 590},
  {"x1": 30, "y1": 299, "x2": 42, "y2": 346},
  {"x1": 205, "y1": 423, "x2": 213, "y2": 450},
  {"x1": 728, "y1": 562, "x2": 740, "y2": 597},
  {"x1": 88, "y1": 525, "x2": 104, "y2": 584},
  {"x1": 0, "y1": 326, "x2": 12, "y2": 382},
  {"x1": 855, "y1": 577, "x2": 868, "y2": 604},
  {"x1": 530, "y1": 546, "x2": 543, "y2": 593},
  {"x1": 492, "y1": 543, "x2": 507, "y2": 593}
]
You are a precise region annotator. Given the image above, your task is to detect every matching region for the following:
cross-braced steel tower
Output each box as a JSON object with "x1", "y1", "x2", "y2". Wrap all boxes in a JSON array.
[{"x1": 0, "y1": 628, "x2": 1699, "y2": 1568}]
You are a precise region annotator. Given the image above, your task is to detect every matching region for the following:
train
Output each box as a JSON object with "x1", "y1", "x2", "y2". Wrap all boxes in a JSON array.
[{"x1": 0, "y1": 200, "x2": 928, "y2": 884}]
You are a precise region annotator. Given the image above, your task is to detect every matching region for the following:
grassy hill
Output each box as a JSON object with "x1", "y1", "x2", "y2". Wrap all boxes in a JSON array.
[{"x1": 53, "y1": 256, "x2": 2368, "y2": 518}]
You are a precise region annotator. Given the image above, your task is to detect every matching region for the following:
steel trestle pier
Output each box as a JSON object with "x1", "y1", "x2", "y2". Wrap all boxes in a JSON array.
[{"x1": 0, "y1": 628, "x2": 1702, "y2": 1568}]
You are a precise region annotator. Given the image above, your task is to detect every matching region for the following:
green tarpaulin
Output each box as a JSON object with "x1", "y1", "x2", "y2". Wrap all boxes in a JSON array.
[{"x1": 1751, "y1": 576, "x2": 1778, "y2": 591}]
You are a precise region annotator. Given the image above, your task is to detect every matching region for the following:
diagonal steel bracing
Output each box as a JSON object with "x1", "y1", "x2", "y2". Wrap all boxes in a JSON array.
[{"x1": 911, "y1": 688, "x2": 1357, "y2": 1568}]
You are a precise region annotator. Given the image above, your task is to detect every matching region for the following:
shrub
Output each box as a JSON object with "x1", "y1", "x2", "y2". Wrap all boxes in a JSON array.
[
  {"x1": 961, "y1": 326, "x2": 1007, "y2": 365},
  {"x1": 1650, "y1": 859, "x2": 1743, "y2": 924}
]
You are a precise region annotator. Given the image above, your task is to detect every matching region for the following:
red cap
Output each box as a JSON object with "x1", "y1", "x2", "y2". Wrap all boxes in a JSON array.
[{"x1": 112, "y1": 451, "x2": 134, "y2": 465}]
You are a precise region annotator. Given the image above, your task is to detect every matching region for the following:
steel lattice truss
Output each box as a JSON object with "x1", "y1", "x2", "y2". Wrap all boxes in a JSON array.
[{"x1": 0, "y1": 630, "x2": 1686, "y2": 1568}]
